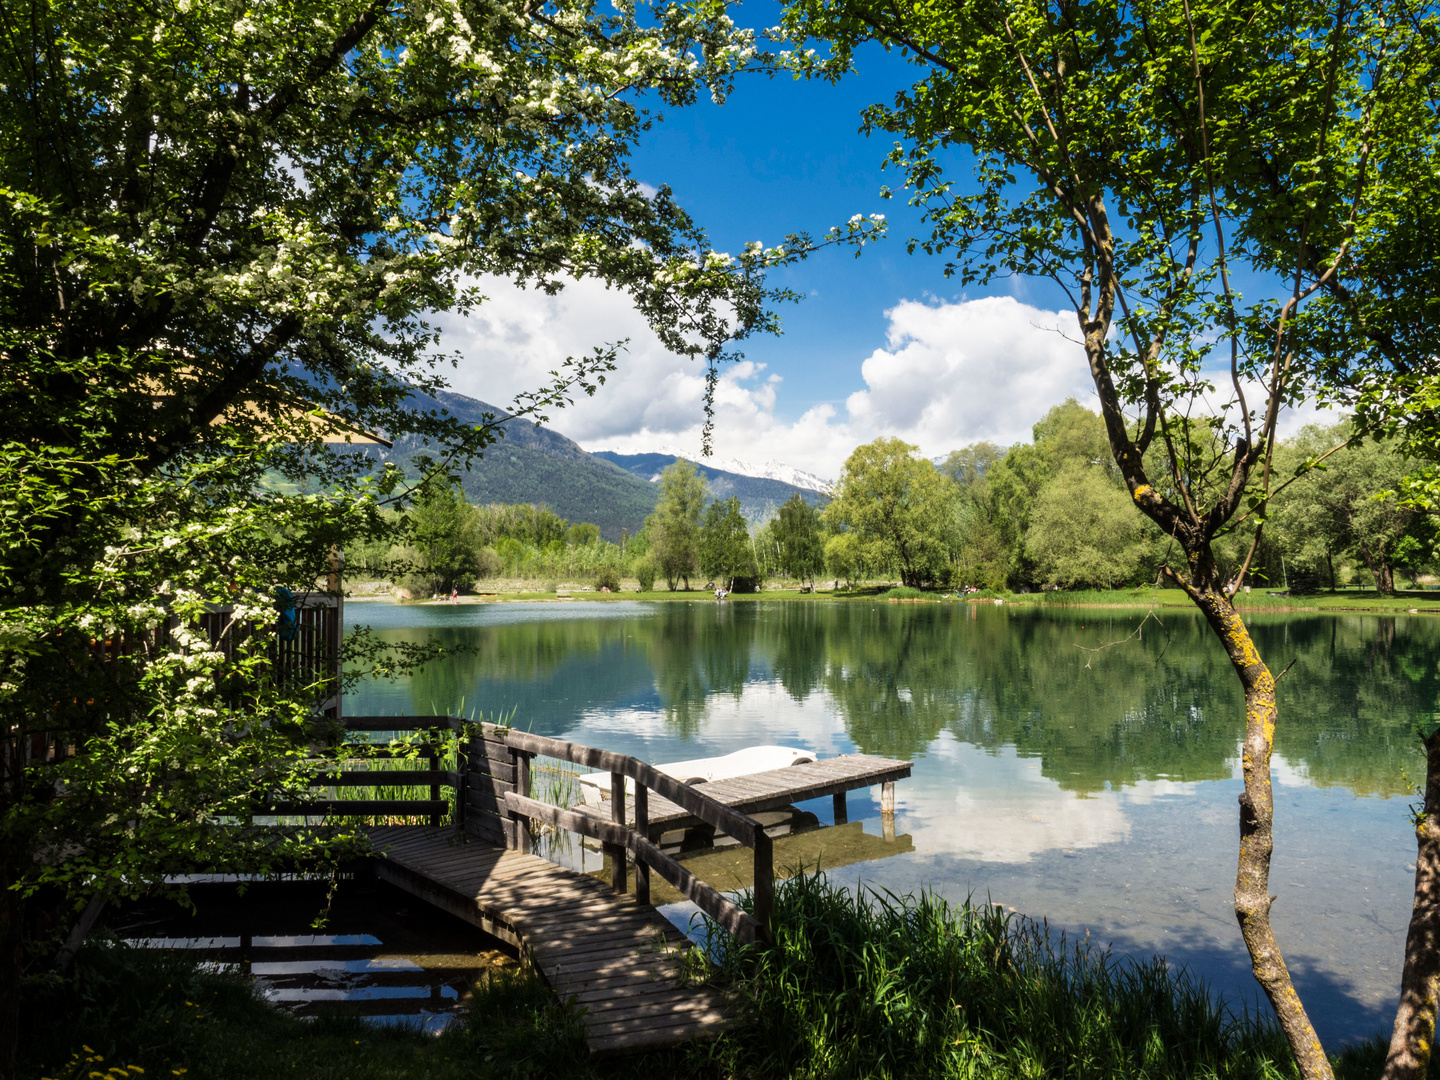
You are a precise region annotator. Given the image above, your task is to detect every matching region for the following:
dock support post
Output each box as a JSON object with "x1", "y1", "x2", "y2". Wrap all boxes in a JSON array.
[
  {"x1": 832, "y1": 791, "x2": 848, "y2": 825},
  {"x1": 609, "y1": 772, "x2": 627, "y2": 894},
  {"x1": 753, "y1": 831, "x2": 773, "y2": 942},
  {"x1": 880, "y1": 781, "x2": 895, "y2": 843},
  {"x1": 634, "y1": 785, "x2": 650, "y2": 905}
]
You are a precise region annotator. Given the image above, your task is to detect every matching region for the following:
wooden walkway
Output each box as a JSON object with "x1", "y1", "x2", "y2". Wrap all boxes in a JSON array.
[
  {"x1": 582, "y1": 754, "x2": 913, "y2": 835},
  {"x1": 366, "y1": 825, "x2": 728, "y2": 1056}
]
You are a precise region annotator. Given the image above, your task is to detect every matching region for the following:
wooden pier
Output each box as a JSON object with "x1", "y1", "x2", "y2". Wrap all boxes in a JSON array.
[
  {"x1": 365, "y1": 826, "x2": 727, "y2": 1055},
  {"x1": 575, "y1": 754, "x2": 913, "y2": 837},
  {"x1": 297, "y1": 718, "x2": 913, "y2": 1056}
]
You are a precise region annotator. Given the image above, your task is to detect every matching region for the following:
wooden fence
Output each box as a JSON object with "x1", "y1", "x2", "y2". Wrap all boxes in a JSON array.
[
  {"x1": 198, "y1": 593, "x2": 343, "y2": 720},
  {"x1": 20, "y1": 593, "x2": 344, "y2": 771}
]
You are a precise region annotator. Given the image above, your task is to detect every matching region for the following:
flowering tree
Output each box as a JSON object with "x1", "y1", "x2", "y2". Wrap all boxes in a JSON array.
[{"x1": 0, "y1": 0, "x2": 883, "y2": 1070}]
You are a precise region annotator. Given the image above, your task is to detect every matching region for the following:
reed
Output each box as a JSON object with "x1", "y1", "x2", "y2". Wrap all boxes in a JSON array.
[{"x1": 704, "y1": 870, "x2": 1302, "y2": 1080}]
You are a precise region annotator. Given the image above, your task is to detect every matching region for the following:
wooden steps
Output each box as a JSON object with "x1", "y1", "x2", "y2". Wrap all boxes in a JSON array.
[{"x1": 366, "y1": 826, "x2": 729, "y2": 1056}]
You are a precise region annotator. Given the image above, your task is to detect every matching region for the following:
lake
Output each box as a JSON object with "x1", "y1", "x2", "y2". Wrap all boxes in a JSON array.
[{"x1": 346, "y1": 598, "x2": 1437, "y2": 1048}]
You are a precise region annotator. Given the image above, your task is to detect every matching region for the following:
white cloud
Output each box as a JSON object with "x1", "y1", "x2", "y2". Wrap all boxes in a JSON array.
[
  {"x1": 843, "y1": 296, "x2": 1094, "y2": 453},
  {"x1": 435, "y1": 278, "x2": 1327, "y2": 479}
]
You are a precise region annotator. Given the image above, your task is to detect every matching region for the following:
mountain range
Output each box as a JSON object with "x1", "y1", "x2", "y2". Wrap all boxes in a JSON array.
[
  {"x1": 590, "y1": 446, "x2": 834, "y2": 495},
  {"x1": 591, "y1": 452, "x2": 828, "y2": 524},
  {"x1": 370, "y1": 390, "x2": 829, "y2": 539}
]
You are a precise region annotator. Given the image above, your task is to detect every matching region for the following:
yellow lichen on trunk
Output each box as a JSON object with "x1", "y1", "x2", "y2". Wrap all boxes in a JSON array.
[{"x1": 1191, "y1": 588, "x2": 1334, "y2": 1080}]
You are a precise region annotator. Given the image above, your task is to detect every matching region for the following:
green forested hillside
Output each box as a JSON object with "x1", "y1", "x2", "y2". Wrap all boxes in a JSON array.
[
  {"x1": 380, "y1": 390, "x2": 658, "y2": 539},
  {"x1": 455, "y1": 443, "x2": 658, "y2": 539}
]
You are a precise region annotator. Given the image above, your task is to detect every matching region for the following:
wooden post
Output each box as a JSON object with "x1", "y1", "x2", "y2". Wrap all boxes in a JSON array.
[
  {"x1": 832, "y1": 791, "x2": 848, "y2": 825},
  {"x1": 428, "y1": 737, "x2": 441, "y2": 827},
  {"x1": 512, "y1": 750, "x2": 532, "y2": 854},
  {"x1": 634, "y1": 784, "x2": 650, "y2": 905},
  {"x1": 753, "y1": 831, "x2": 774, "y2": 941},
  {"x1": 326, "y1": 547, "x2": 343, "y2": 721},
  {"x1": 454, "y1": 726, "x2": 468, "y2": 830},
  {"x1": 609, "y1": 771, "x2": 627, "y2": 894},
  {"x1": 880, "y1": 781, "x2": 895, "y2": 815}
]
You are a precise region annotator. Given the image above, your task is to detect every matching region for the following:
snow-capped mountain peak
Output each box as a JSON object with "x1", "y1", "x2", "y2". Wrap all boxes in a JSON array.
[
  {"x1": 589, "y1": 443, "x2": 834, "y2": 495},
  {"x1": 707, "y1": 456, "x2": 834, "y2": 495}
]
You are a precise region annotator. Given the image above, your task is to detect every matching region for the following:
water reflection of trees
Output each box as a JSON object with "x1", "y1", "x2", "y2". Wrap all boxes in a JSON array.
[
  {"x1": 358, "y1": 603, "x2": 1440, "y2": 797},
  {"x1": 759, "y1": 604, "x2": 1439, "y2": 798},
  {"x1": 638, "y1": 604, "x2": 760, "y2": 736},
  {"x1": 1253, "y1": 614, "x2": 1440, "y2": 797}
]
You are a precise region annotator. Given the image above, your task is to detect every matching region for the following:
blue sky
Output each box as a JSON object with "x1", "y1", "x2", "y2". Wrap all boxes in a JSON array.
[{"x1": 435, "y1": 9, "x2": 1315, "y2": 478}]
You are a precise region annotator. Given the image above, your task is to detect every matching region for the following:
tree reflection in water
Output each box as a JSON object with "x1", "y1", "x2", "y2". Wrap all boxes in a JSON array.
[{"x1": 352, "y1": 601, "x2": 1440, "y2": 799}]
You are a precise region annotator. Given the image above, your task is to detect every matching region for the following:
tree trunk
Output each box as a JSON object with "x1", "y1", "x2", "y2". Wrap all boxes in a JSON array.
[
  {"x1": 1381, "y1": 729, "x2": 1440, "y2": 1080},
  {"x1": 1189, "y1": 588, "x2": 1334, "y2": 1080},
  {"x1": 1379, "y1": 560, "x2": 1396, "y2": 595},
  {"x1": 1326, "y1": 552, "x2": 1336, "y2": 592}
]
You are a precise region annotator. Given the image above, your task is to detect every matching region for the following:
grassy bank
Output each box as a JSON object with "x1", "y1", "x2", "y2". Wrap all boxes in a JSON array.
[
  {"x1": 22, "y1": 872, "x2": 1411, "y2": 1080},
  {"x1": 380, "y1": 583, "x2": 1440, "y2": 615}
]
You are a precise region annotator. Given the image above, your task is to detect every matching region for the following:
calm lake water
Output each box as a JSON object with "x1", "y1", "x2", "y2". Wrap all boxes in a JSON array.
[{"x1": 346, "y1": 598, "x2": 1439, "y2": 1048}]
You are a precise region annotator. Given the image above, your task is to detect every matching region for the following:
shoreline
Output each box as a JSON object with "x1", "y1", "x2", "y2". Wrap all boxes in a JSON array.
[{"x1": 345, "y1": 588, "x2": 1440, "y2": 616}]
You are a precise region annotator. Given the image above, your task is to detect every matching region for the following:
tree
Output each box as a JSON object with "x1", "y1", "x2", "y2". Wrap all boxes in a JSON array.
[
  {"x1": 408, "y1": 474, "x2": 483, "y2": 593},
  {"x1": 770, "y1": 494, "x2": 827, "y2": 587},
  {"x1": 938, "y1": 442, "x2": 1005, "y2": 492},
  {"x1": 1026, "y1": 464, "x2": 1152, "y2": 589},
  {"x1": 962, "y1": 402, "x2": 1122, "y2": 587},
  {"x1": 825, "y1": 438, "x2": 958, "y2": 588},
  {"x1": 824, "y1": 532, "x2": 866, "y2": 589},
  {"x1": 774, "y1": 0, "x2": 1435, "y2": 1073},
  {"x1": 1270, "y1": 423, "x2": 1433, "y2": 595},
  {"x1": 645, "y1": 461, "x2": 707, "y2": 590},
  {"x1": 699, "y1": 496, "x2": 757, "y2": 587},
  {"x1": 0, "y1": 0, "x2": 871, "y2": 1067},
  {"x1": 566, "y1": 523, "x2": 601, "y2": 548}
]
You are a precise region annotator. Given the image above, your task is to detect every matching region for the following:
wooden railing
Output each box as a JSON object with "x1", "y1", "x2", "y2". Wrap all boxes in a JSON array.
[
  {"x1": 199, "y1": 594, "x2": 343, "y2": 719},
  {"x1": 478, "y1": 724, "x2": 772, "y2": 944},
  {"x1": 22, "y1": 594, "x2": 346, "y2": 771},
  {"x1": 266, "y1": 716, "x2": 460, "y2": 824},
  {"x1": 272, "y1": 716, "x2": 774, "y2": 944}
]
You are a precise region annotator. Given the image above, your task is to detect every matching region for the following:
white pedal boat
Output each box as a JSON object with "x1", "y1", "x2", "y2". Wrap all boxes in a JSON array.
[{"x1": 576, "y1": 745, "x2": 816, "y2": 806}]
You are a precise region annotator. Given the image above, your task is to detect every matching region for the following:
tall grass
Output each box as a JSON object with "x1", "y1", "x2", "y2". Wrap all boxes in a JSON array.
[
  {"x1": 705, "y1": 871, "x2": 1299, "y2": 1080},
  {"x1": 1035, "y1": 587, "x2": 1175, "y2": 606}
]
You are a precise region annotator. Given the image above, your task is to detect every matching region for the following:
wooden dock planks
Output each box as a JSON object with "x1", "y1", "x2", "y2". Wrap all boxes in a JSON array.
[
  {"x1": 583, "y1": 753, "x2": 913, "y2": 835},
  {"x1": 366, "y1": 825, "x2": 728, "y2": 1056}
]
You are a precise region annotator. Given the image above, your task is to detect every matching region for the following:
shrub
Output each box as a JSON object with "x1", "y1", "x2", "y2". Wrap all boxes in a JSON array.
[
  {"x1": 634, "y1": 558, "x2": 656, "y2": 592},
  {"x1": 881, "y1": 585, "x2": 926, "y2": 599},
  {"x1": 1288, "y1": 564, "x2": 1323, "y2": 596},
  {"x1": 477, "y1": 546, "x2": 503, "y2": 579},
  {"x1": 595, "y1": 565, "x2": 621, "y2": 592}
]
